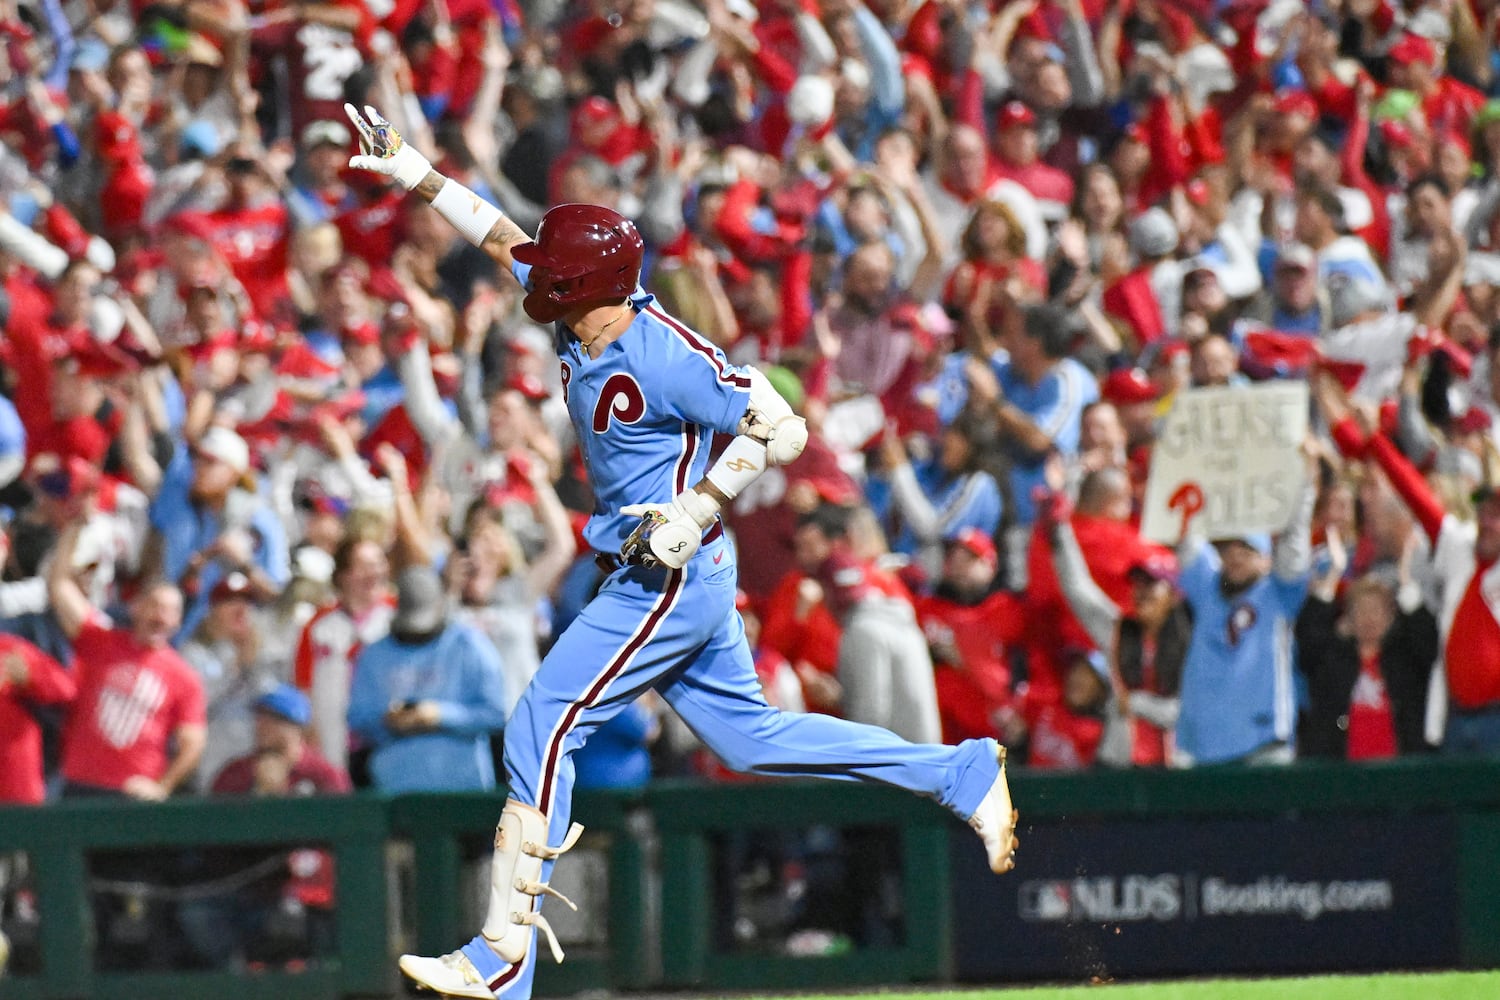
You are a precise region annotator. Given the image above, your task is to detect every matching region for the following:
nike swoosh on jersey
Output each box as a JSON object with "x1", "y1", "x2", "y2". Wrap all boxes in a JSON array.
[{"x1": 713, "y1": 551, "x2": 724, "y2": 564}]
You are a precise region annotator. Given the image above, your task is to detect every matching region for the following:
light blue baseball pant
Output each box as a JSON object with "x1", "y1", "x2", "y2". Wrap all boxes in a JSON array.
[{"x1": 482, "y1": 533, "x2": 1002, "y2": 997}]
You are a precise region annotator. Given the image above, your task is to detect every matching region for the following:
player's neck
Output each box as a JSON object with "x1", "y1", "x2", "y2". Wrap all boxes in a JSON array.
[{"x1": 570, "y1": 302, "x2": 635, "y2": 359}]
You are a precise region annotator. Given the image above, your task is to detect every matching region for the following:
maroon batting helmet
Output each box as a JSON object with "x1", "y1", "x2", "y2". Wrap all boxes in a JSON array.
[{"x1": 512, "y1": 204, "x2": 644, "y2": 324}]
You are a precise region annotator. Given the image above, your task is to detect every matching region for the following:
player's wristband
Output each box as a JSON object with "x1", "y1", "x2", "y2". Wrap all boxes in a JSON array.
[
  {"x1": 431, "y1": 178, "x2": 505, "y2": 248},
  {"x1": 704, "y1": 435, "x2": 769, "y2": 502}
]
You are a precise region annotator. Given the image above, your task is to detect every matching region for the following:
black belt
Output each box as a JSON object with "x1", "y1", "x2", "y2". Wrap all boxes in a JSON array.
[{"x1": 596, "y1": 521, "x2": 724, "y2": 574}]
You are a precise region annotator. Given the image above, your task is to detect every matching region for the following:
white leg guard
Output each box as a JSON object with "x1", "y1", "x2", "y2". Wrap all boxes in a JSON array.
[
  {"x1": 398, "y1": 800, "x2": 585, "y2": 998},
  {"x1": 481, "y1": 799, "x2": 584, "y2": 964}
]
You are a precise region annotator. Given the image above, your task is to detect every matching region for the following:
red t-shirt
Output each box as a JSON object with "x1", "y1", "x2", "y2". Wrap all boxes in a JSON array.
[
  {"x1": 199, "y1": 202, "x2": 291, "y2": 321},
  {"x1": 213, "y1": 747, "x2": 350, "y2": 908},
  {"x1": 760, "y1": 570, "x2": 843, "y2": 677},
  {"x1": 1422, "y1": 76, "x2": 1486, "y2": 136},
  {"x1": 0, "y1": 635, "x2": 77, "y2": 805},
  {"x1": 333, "y1": 190, "x2": 405, "y2": 269},
  {"x1": 61, "y1": 619, "x2": 206, "y2": 790},
  {"x1": 915, "y1": 591, "x2": 1023, "y2": 744},
  {"x1": 1024, "y1": 515, "x2": 1153, "y2": 703},
  {"x1": 6, "y1": 315, "x2": 79, "y2": 440},
  {"x1": 1346, "y1": 650, "x2": 1397, "y2": 761},
  {"x1": 993, "y1": 157, "x2": 1075, "y2": 207},
  {"x1": 1022, "y1": 696, "x2": 1103, "y2": 771}
]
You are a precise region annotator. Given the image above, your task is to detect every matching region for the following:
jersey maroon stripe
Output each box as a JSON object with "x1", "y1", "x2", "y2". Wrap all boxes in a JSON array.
[
  {"x1": 645, "y1": 304, "x2": 752, "y2": 389},
  {"x1": 675, "y1": 421, "x2": 698, "y2": 494},
  {"x1": 536, "y1": 570, "x2": 684, "y2": 816}
]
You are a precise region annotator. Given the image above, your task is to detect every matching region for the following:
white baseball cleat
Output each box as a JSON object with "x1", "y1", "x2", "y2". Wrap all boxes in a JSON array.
[
  {"x1": 968, "y1": 745, "x2": 1020, "y2": 874},
  {"x1": 400, "y1": 936, "x2": 519, "y2": 998}
]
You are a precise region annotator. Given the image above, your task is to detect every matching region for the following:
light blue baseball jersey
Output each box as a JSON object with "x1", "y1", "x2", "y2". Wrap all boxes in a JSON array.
[
  {"x1": 1175, "y1": 540, "x2": 1306, "y2": 764},
  {"x1": 511, "y1": 261, "x2": 752, "y2": 556},
  {"x1": 437, "y1": 256, "x2": 1006, "y2": 1000}
]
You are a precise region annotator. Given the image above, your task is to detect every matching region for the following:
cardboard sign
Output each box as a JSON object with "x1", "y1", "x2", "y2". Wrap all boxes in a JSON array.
[{"x1": 1140, "y1": 383, "x2": 1309, "y2": 544}]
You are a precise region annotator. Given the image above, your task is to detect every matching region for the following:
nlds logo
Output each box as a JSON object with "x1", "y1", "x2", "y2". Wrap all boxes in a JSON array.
[{"x1": 1019, "y1": 875, "x2": 1183, "y2": 923}]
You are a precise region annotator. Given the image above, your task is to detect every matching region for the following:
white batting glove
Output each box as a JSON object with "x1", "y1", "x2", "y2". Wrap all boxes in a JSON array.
[
  {"x1": 620, "y1": 490, "x2": 720, "y2": 570},
  {"x1": 344, "y1": 103, "x2": 432, "y2": 191}
]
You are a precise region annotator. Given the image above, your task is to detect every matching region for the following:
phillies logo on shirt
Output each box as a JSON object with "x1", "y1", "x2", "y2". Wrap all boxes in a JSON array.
[
  {"x1": 1226, "y1": 603, "x2": 1259, "y2": 647},
  {"x1": 95, "y1": 666, "x2": 167, "y2": 749}
]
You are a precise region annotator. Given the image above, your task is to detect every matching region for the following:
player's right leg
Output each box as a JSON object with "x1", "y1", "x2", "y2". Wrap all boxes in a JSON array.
[
  {"x1": 659, "y1": 605, "x2": 1019, "y2": 875},
  {"x1": 400, "y1": 559, "x2": 727, "y2": 997}
]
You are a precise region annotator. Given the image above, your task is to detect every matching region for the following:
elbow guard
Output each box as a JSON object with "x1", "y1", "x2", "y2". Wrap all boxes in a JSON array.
[{"x1": 740, "y1": 367, "x2": 808, "y2": 467}]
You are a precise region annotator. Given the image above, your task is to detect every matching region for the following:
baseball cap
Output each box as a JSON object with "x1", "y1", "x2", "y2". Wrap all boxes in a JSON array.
[
  {"x1": 1063, "y1": 647, "x2": 1110, "y2": 682},
  {"x1": 94, "y1": 111, "x2": 141, "y2": 162},
  {"x1": 33, "y1": 454, "x2": 101, "y2": 500},
  {"x1": 195, "y1": 426, "x2": 251, "y2": 475},
  {"x1": 1101, "y1": 367, "x2": 1160, "y2": 407},
  {"x1": 1387, "y1": 33, "x2": 1436, "y2": 68},
  {"x1": 301, "y1": 119, "x2": 352, "y2": 151},
  {"x1": 179, "y1": 120, "x2": 222, "y2": 159},
  {"x1": 949, "y1": 526, "x2": 998, "y2": 567},
  {"x1": 1212, "y1": 532, "x2": 1272, "y2": 555},
  {"x1": 392, "y1": 566, "x2": 448, "y2": 635},
  {"x1": 998, "y1": 100, "x2": 1037, "y2": 130},
  {"x1": 1128, "y1": 547, "x2": 1180, "y2": 586},
  {"x1": 210, "y1": 571, "x2": 254, "y2": 604},
  {"x1": 1326, "y1": 271, "x2": 1391, "y2": 327},
  {"x1": 1275, "y1": 243, "x2": 1316, "y2": 272},
  {"x1": 1272, "y1": 89, "x2": 1319, "y2": 120},
  {"x1": 507, "y1": 373, "x2": 550, "y2": 403},
  {"x1": 254, "y1": 684, "x2": 311, "y2": 727},
  {"x1": 1129, "y1": 208, "x2": 1179, "y2": 259},
  {"x1": 70, "y1": 37, "x2": 110, "y2": 74}
]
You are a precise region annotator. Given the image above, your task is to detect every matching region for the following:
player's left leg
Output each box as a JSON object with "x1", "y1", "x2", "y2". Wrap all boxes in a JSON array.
[
  {"x1": 400, "y1": 558, "x2": 730, "y2": 998},
  {"x1": 659, "y1": 600, "x2": 1018, "y2": 874}
]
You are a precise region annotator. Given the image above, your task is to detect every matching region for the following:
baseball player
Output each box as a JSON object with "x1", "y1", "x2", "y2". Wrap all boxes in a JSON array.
[{"x1": 343, "y1": 104, "x2": 1019, "y2": 999}]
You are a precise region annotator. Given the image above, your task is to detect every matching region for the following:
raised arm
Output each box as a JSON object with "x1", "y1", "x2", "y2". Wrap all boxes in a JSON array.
[
  {"x1": 1272, "y1": 440, "x2": 1318, "y2": 584},
  {"x1": 47, "y1": 521, "x2": 95, "y2": 641},
  {"x1": 524, "y1": 466, "x2": 578, "y2": 600},
  {"x1": 1046, "y1": 506, "x2": 1123, "y2": 652},
  {"x1": 344, "y1": 104, "x2": 532, "y2": 273}
]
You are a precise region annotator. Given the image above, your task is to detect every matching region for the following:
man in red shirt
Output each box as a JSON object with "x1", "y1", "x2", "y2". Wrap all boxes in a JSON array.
[
  {"x1": 48, "y1": 521, "x2": 206, "y2": 799},
  {"x1": 1025, "y1": 467, "x2": 1153, "y2": 704},
  {"x1": 183, "y1": 684, "x2": 349, "y2": 967},
  {"x1": 992, "y1": 101, "x2": 1074, "y2": 215},
  {"x1": 1386, "y1": 33, "x2": 1485, "y2": 136},
  {"x1": 1317, "y1": 371, "x2": 1500, "y2": 752},
  {"x1": 184, "y1": 152, "x2": 293, "y2": 323},
  {"x1": 913, "y1": 528, "x2": 1023, "y2": 745},
  {"x1": 0, "y1": 635, "x2": 76, "y2": 805}
]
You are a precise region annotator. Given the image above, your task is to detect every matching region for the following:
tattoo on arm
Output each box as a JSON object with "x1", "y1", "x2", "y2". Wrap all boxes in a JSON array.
[
  {"x1": 485, "y1": 217, "x2": 529, "y2": 251},
  {"x1": 414, "y1": 170, "x2": 446, "y2": 202}
]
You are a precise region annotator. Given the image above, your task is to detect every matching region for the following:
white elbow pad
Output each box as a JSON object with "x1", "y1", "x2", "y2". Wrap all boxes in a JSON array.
[{"x1": 741, "y1": 367, "x2": 808, "y2": 467}]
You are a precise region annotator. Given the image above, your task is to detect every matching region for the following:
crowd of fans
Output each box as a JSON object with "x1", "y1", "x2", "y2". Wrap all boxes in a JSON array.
[{"x1": 3, "y1": 0, "x2": 1500, "y2": 866}]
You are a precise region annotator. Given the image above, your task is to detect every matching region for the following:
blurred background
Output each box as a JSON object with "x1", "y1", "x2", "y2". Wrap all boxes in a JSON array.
[{"x1": 1, "y1": 0, "x2": 1500, "y2": 995}]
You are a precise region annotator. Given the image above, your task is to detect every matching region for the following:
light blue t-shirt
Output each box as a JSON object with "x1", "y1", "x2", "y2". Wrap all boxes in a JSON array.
[
  {"x1": 347, "y1": 622, "x2": 510, "y2": 793},
  {"x1": 1175, "y1": 540, "x2": 1308, "y2": 765}
]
